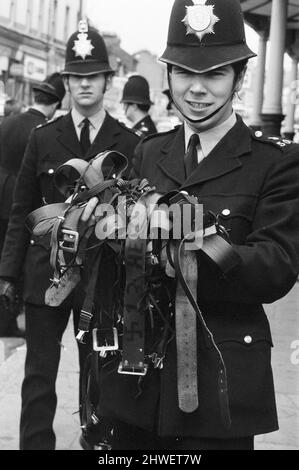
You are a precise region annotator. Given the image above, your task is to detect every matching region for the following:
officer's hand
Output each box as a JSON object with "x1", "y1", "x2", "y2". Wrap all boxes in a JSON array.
[
  {"x1": 0, "y1": 279, "x2": 18, "y2": 314},
  {"x1": 80, "y1": 197, "x2": 99, "y2": 225}
]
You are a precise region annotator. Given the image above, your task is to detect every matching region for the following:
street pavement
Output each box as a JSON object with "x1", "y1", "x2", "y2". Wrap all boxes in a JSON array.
[{"x1": 0, "y1": 282, "x2": 298, "y2": 451}]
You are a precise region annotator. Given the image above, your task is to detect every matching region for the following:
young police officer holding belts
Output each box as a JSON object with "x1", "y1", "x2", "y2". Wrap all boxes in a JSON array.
[
  {"x1": 0, "y1": 21, "x2": 139, "y2": 450},
  {"x1": 83, "y1": 0, "x2": 299, "y2": 450}
]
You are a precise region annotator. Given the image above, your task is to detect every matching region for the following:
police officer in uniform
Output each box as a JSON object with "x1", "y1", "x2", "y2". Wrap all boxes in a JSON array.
[
  {"x1": 121, "y1": 75, "x2": 157, "y2": 137},
  {"x1": 0, "y1": 21, "x2": 139, "y2": 450},
  {"x1": 86, "y1": 0, "x2": 299, "y2": 450},
  {"x1": 0, "y1": 72, "x2": 65, "y2": 337}
]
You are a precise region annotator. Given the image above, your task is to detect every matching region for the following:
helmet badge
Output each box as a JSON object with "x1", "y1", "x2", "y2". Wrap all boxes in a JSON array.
[
  {"x1": 72, "y1": 19, "x2": 95, "y2": 60},
  {"x1": 182, "y1": 0, "x2": 219, "y2": 42}
]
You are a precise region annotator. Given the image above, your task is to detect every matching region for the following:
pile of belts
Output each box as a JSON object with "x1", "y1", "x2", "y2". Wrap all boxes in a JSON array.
[{"x1": 26, "y1": 150, "x2": 240, "y2": 448}]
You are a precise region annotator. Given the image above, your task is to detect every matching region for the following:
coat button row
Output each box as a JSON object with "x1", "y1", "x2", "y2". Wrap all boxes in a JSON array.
[{"x1": 244, "y1": 335, "x2": 252, "y2": 344}]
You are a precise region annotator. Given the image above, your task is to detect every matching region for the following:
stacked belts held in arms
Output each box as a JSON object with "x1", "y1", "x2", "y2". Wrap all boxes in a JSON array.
[{"x1": 25, "y1": 149, "x2": 241, "y2": 447}]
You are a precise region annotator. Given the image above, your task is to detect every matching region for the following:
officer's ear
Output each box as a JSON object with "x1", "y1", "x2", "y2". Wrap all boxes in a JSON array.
[
  {"x1": 63, "y1": 77, "x2": 70, "y2": 93},
  {"x1": 104, "y1": 74, "x2": 113, "y2": 93},
  {"x1": 234, "y1": 67, "x2": 247, "y2": 94}
]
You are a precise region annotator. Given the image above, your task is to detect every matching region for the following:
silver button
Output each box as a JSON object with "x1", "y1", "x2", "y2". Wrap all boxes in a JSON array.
[
  {"x1": 48, "y1": 169, "x2": 54, "y2": 175},
  {"x1": 222, "y1": 209, "x2": 231, "y2": 216},
  {"x1": 244, "y1": 335, "x2": 252, "y2": 344},
  {"x1": 255, "y1": 131, "x2": 263, "y2": 138},
  {"x1": 30, "y1": 239, "x2": 35, "y2": 245}
]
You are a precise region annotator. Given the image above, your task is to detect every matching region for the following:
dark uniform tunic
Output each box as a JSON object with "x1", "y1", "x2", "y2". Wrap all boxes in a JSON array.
[
  {"x1": 0, "y1": 108, "x2": 47, "y2": 335},
  {"x1": 0, "y1": 111, "x2": 139, "y2": 449},
  {"x1": 0, "y1": 108, "x2": 47, "y2": 237},
  {"x1": 133, "y1": 114, "x2": 157, "y2": 138},
  {"x1": 96, "y1": 115, "x2": 299, "y2": 439}
]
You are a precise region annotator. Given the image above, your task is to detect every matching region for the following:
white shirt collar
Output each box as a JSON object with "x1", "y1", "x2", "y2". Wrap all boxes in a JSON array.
[
  {"x1": 184, "y1": 112, "x2": 237, "y2": 158},
  {"x1": 71, "y1": 107, "x2": 106, "y2": 141}
]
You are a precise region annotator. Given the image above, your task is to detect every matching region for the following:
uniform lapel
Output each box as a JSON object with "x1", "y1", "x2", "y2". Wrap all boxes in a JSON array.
[
  {"x1": 182, "y1": 117, "x2": 252, "y2": 190},
  {"x1": 56, "y1": 112, "x2": 82, "y2": 157},
  {"x1": 157, "y1": 125, "x2": 186, "y2": 185}
]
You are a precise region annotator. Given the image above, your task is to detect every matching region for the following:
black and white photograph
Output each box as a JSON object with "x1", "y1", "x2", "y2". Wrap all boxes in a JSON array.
[{"x1": 0, "y1": 0, "x2": 298, "y2": 453}]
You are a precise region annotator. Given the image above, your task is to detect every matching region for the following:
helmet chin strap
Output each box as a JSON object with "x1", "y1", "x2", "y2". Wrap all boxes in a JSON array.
[{"x1": 167, "y1": 70, "x2": 235, "y2": 125}]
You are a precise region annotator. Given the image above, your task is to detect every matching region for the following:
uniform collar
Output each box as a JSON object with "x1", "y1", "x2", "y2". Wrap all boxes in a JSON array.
[
  {"x1": 157, "y1": 115, "x2": 251, "y2": 187},
  {"x1": 71, "y1": 107, "x2": 106, "y2": 132},
  {"x1": 27, "y1": 107, "x2": 47, "y2": 119},
  {"x1": 184, "y1": 112, "x2": 237, "y2": 157}
]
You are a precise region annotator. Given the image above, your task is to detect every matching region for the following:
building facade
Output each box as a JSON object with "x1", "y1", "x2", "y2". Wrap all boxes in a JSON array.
[{"x1": 0, "y1": 0, "x2": 82, "y2": 110}]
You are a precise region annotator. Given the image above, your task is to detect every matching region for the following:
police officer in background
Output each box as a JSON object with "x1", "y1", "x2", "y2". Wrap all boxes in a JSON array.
[
  {"x1": 86, "y1": 0, "x2": 299, "y2": 450},
  {"x1": 121, "y1": 75, "x2": 157, "y2": 137},
  {"x1": 0, "y1": 72, "x2": 65, "y2": 337},
  {"x1": 0, "y1": 21, "x2": 139, "y2": 450}
]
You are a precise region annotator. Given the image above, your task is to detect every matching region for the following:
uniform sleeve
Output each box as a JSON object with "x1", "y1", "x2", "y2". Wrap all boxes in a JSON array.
[
  {"x1": 199, "y1": 148, "x2": 299, "y2": 304},
  {"x1": 0, "y1": 130, "x2": 41, "y2": 280}
]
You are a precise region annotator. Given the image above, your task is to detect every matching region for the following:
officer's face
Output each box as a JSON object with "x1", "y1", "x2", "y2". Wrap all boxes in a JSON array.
[
  {"x1": 65, "y1": 73, "x2": 111, "y2": 116},
  {"x1": 170, "y1": 65, "x2": 240, "y2": 132}
]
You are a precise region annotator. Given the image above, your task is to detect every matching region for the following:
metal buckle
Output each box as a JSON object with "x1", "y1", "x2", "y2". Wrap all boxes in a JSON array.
[
  {"x1": 118, "y1": 362, "x2": 148, "y2": 376},
  {"x1": 76, "y1": 329, "x2": 87, "y2": 344},
  {"x1": 92, "y1": 328, "x2": 119, "y2": 353},
  {"x1": 59, "y1": 229, "x2": 79, "y2": 253}
]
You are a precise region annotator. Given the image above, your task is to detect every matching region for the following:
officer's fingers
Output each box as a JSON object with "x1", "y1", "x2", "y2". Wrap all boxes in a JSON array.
[{"x1": 81, "y1": 197, "x2": 99, "y2": 222}]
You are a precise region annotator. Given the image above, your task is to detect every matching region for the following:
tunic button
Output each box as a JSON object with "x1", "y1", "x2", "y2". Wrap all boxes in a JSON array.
[
  {"x1": 222, "y1": 209, "x2": 231, "y2": 217},
  {"x1": 48, "y1": 169, "x2": 54, "y2": 175},
  {"x1": 244, "y1": 335, "x2": 252, "y2": 344},
  {"x1": 255, "y1": 131, "x2": 263, "y2": 137},
  {"x1": 30, "y1": 239, "x2": 35, "y2": 245}
]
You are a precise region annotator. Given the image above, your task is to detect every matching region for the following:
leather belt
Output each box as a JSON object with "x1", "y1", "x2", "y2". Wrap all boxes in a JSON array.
[
  {"x1": 175, "y1": 247, "x2": 199, "y2": 413},
  {"x1": 25, "y1": 151, "x2": 129, "y2": 306}
]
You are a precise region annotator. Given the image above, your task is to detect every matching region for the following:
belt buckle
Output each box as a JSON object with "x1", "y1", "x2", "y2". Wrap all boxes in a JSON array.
[
  {"x1": 60, "y1": 229, "x2": 79, "y2": 253},
  {"x1": 92, "y1": 327, "x2": 119, "y2": 353},
  {"x1": 118, "y1": 362, "x2": 148, "y2": 376}
]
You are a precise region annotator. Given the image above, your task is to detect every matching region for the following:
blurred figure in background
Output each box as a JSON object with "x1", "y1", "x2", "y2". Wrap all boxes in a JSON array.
[
  {"x1": 4, "y1": 98, "x2": 23, "y2": 117},
  {"x1": 121, "y1": 74, "x2": 157, "y2": 137},
  {"x1": 0, "y1": 72, "x2": 65, "y2": 337}
]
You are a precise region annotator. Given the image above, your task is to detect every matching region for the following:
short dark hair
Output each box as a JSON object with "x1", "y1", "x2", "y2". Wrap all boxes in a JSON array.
[
  {"x1": 232, "y1": 59, "x2": 248, "y2": 82},
  {"x1": 137, "y1": 103, "x2": 150, "y2": 113},
  {"x1": 33, "y1": 90, "x2": 59, "y2": 106}
]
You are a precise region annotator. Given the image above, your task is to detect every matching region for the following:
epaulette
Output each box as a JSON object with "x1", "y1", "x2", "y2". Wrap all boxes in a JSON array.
[
  {"x1": 35, "y1": 114, "x2": 64, "y2": 130},
  {"x1": 141, "y1": 126, "x2": 178, "y2": 144},
  {"x1": 252, "y1": 130, "x2": 294, "y2": 149},
  {"x1": 118, "y1": 121, "x2": 140, "y2": 138}
]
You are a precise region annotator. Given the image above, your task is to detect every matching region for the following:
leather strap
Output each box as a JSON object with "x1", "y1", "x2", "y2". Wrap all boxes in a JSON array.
[
  {"x1": 54, "y1": 151, "x2": 128, "y2": 197},
  {"x1": 175, "y1": 246, "x2": 199, "y2": 413},
  {"x1": 119, "y1": 198, "x2": 148, "y2": 375},
  {"x1": 173, "y1": 236, "x2": 232, "y2": 428}
]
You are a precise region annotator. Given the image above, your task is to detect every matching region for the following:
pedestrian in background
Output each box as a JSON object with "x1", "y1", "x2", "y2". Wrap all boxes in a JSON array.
[
  {"x1": 121, "y1": 74, "x2": 157, "y2": 137},
  {"x1": 0, "y1": 72, "x2": 65, "y2": 337}
]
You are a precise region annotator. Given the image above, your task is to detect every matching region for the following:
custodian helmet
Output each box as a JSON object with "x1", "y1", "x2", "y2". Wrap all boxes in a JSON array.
[
  {"x1": 160, "y1": 0, "x2": 256, "y2": 73},
  {"x1": 62, "y1": 19, "x2": 114, "y2": 76},
  {"x1": 121, "y1": 75, "x2": 153, "y2": 106}
]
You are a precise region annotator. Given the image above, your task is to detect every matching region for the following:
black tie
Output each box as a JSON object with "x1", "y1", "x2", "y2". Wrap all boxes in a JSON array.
[
  {"x1": 80, "y1": 118, "x2": 91, "y2": 156},
  {"x1": 185, "y1": 133, "x2": 199, "y2": 177}
]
